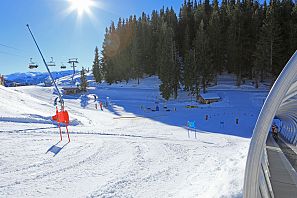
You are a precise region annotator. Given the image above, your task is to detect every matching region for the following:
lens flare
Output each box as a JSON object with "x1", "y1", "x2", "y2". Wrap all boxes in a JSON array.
[{"x1": 67, "y1": 0, "x2": 95, "y2": 17}]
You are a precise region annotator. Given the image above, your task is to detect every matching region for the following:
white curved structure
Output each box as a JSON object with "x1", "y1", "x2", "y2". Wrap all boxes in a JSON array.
[{"x1": 243, "y1": 51, "x2": 297, "y2": 198}]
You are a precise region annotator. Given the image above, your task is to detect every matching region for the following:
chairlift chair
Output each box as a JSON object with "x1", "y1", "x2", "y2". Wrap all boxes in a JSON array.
[
  {"x1": 60, "y1": 63, "x2": 66, "y2": 69},
  {"x1": 47, "y1": 57, "x2": 56, "y2": 67},
  {"x1": 28, "y1": 58, "x2": 38, "y2": 69}
]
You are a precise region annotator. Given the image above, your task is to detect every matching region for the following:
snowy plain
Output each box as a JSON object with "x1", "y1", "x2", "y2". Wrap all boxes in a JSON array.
[{"x1": 0, "y1": 73, "x2": 268, "y2": 198}]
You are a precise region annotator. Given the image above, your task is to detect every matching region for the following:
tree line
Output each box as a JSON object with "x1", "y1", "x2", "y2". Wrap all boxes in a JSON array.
[{"x1": 93, "y1": 0, "x2": 297, "y2": 100}]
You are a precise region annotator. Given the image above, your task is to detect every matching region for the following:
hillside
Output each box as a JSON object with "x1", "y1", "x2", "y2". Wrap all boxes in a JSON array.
[{"x1": 0, "y1": 74, "x2": 268, "y2": 197}]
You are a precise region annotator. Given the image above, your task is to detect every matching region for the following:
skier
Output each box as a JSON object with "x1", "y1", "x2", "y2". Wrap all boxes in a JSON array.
[{"x1": 99, "y1": 101, "x2": 103, "y2": 111}]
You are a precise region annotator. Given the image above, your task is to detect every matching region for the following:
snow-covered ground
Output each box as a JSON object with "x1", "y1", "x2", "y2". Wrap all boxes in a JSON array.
[{"x1": 0, "y1": 73, "x2": 268, "y2": 198}]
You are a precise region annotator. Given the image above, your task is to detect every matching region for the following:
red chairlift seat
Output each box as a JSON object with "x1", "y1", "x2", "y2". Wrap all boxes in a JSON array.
[{"x1": 52, "y1": 107, "x2": 70, "y2": 142}]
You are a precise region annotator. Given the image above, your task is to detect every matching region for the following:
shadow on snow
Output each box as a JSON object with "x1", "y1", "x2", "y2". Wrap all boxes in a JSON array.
[
  {"x1": 84, "y1": 87, "x2": 261, "y2": 138},
  {"x1": 46, "y1": 141, "x2": 69, "y2": 156}
]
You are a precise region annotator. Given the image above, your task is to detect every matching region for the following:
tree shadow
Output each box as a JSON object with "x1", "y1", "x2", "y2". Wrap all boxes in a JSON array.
[
  {"x1": 106, "y1": 104, "x2": 122, "y2": 116},
  {"x1": 87, "y1": 87, "x2": 260, "y2": 138},
  {"x1": 46, "y1": 141, "x2": 69, "y2": 156},
  {"x1": 80, "y1": 94, "x2": 89, "y2": 108}
]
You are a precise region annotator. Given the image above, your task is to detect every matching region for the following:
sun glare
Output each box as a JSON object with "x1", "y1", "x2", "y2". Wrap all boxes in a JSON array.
[{"x1": 68, "y1": 0, "x2": 95, "y2": 17}]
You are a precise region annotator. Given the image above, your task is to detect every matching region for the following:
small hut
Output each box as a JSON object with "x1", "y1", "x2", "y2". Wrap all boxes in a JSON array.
[
  {"x1": 0, "y1": 74, "x2": 4, "y2": 86},
  {"x1": 62, "y1": 87, "x2": 82, "y2": 95},
  {"x1": 198, "y1": 93, "x2": 221, "y2": 104}
]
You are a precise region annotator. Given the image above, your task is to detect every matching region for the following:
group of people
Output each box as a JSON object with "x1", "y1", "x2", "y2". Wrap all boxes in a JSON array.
[
  {"x1": 94, "y1": 95, "x2": 108, "y2": 111},
  {"x1": 95, "y1": 101, "x2": 104, "y2": 111}
]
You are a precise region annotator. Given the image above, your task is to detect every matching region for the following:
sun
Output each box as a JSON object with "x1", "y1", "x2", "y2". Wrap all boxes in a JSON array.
[
  {"x1": 63, "y1": 0, "x2": 105, "y2": 25},
  {"x1": 67, "y1": 0, "x2": 95, "y2": 17}
]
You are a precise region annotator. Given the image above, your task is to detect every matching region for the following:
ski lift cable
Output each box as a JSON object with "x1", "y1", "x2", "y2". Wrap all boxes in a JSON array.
[
  {"x1": 0, "y1": 43, "x2": 21, "y2": 51},
  {"x1": 0, "y1": 50, "x2": 26, "y2": 58},
  {"x1": 26, "y1": 24, "x2": 64, "y2": 108}
]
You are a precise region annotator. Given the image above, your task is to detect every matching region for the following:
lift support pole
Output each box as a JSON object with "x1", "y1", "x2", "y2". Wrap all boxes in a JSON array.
[{"x1": 26, "y1": 24, "x2": 64, "y2": 109}]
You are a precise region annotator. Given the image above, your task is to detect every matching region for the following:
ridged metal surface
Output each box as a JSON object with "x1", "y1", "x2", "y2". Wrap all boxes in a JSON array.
[{"x1": 243, "y1": 51, "x2": 297, "y2": 198}]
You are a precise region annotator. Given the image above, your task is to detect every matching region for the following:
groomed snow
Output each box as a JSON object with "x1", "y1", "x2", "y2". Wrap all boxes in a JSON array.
[{"x1": 0, "y1": 74, "x2": 268, "y2": 198}]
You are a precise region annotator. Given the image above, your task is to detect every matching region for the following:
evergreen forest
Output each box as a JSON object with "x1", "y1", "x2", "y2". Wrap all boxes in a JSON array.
[{"x1": 93, "y1": 0, "x2": 297, "y2": 100}]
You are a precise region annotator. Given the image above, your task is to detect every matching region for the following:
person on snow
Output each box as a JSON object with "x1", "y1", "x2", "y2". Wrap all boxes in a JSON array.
[
  {"x1": 99, "y1": 101, "x2": 103, "y2": 111},
  {"x1": 156, "y1": 105, "x2": 159, "y2": 111}
]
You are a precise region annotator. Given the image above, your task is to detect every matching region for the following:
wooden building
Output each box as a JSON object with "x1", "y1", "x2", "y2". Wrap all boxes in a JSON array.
[
  {"x1": 62, "y1": 87, "x2": 82, "y2": 95},
  {"x1": 198, "y1": 93, "x2": 221, "y2": 104}
]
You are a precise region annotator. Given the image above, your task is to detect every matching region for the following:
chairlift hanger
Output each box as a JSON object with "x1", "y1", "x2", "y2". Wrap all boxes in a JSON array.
[
  {"x1": 61, "y1": 62, "x2": 66, "y2": 69},
  {"x1": 28, "y1": 58, "x2": 38, "y2": 69},
  {"x1": 47, "y1": 57, "x2": 56, "y2": 67}
]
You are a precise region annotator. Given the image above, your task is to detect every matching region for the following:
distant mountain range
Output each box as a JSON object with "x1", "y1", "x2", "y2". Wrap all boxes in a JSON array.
[{"x1": 4, "y1": 70, "x2": 74, "y2": 85}]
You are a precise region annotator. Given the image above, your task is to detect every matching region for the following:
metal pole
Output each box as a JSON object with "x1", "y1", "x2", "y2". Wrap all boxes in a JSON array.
[
  {"x1": 72, "y1": 62, "x2": 75, "y2": 82},
  {"x1": 26, "y1": 24, "x2": 64, "y2": 109}
]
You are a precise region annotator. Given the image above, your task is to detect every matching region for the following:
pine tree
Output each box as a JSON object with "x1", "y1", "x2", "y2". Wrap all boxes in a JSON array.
[
  {"x1": 193, "y1": 20, "x2": 213, "y2": 94},
  {"x1": 80, "y1": 67, "x2": 88, "y2": 92},
  {"x1": 219, "y1": 0, "x2": 229, "y2": 71},
  {"x1": 227, "y1": 0, "x2": 243, "y2": 86},
  {"x1": 254, "y1": 1, "x2": 284, "y2": 82},
  {"x1": 280, "y1": 0, "x2": 294, "y2": 59},
  {"x1": 158, "y1": 21, "x2": 179, "y2": 100},
  {"x1": 241, "y1": 0, "x2": 256, "y2": 79},
  {"x1": 92, "y1": 46, "x2": 101, "y2": 83},
  {"x1": 289, "y1": 3, "x2": 297, "y2": 56},
  {"x1": 203, "y1": 0, "x2": 211, "y2": 25},
  {"x1": 151, "y1": 10, "x2": 160, "y2": 75},
  {"x1": 208, "y1": 0, "x2": 222, "y2": 76},
  {"x1": 184, "y1": 49, "x2": 195, "y2": 92},
  {"x1": 101, "y1": 26, "x2": 116, "y2": 84},
  {"x1": 130, "y1": 17, "x2": 143, "y2": 84}
]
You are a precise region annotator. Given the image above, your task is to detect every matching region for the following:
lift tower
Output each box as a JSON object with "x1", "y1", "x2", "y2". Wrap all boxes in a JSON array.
[{"x1": 68, "y1": 58, "x2": 78, "y2": 82}]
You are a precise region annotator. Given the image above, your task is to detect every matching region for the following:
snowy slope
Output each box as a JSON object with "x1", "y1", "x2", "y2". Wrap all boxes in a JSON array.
[{"x1": 0, "y1": 75, "x2": 268, "y2": 198}]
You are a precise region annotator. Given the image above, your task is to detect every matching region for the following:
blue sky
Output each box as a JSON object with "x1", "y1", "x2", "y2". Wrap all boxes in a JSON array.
[{"x1": 0, "y1": 0, "x2": 183, "y2": 75}]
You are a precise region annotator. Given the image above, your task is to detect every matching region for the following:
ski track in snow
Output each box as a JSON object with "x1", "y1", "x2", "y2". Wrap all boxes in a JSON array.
[{"x1": 0, "y1": 75, "x2": 263, "y2": 198}]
